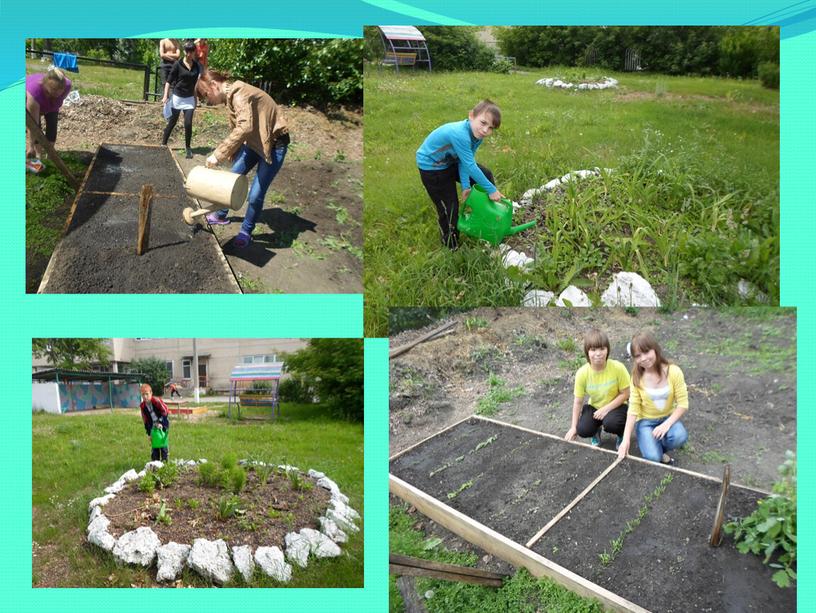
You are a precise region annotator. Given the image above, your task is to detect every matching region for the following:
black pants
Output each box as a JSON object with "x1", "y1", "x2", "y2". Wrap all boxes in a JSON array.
[
  {"x1": 151, "y1": 446, "x2": 169, "y2": 461},
  {"x1": 419, "y1": 163, "x2": 494, "y2": 249},
  {"x1": 162, "y1": 107, "x2": 194, "y2": 148},
  {"x1": 576, "y1": 403, "x2": 628, "y2": 438},
  {"x1": 160, "y1": 61, "x2": 174, "y2": 87},
  {"x1": 41, "y1": 111, "x2": 58, "y2": 143},
  {"x1": 170, "y1": 389, "x2": 181, "y2": 398}
]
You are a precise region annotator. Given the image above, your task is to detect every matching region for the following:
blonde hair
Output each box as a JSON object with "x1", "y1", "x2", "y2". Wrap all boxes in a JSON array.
[
  {"x1": 583, "y1": 329, "x2": 610, "y2": 363},
  {"x1": 630, "y1": 332, "x2": 671, "y2": 388},
  {"x1": 140, "y1": 383, "x2": 153, "y2": 394},
  {"x1": 42, "y1": 68, "x2": 67, "y2": 98}
]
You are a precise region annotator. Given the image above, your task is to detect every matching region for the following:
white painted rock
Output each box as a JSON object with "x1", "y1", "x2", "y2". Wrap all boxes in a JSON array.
[
  {"x1": 156, "y1": 542, "x2": 191, "y2": 582},
  {"x1": 501, "y1": 248, "x2": 535, "y2": 270},
  {"x1": 145, "y1": 461, "x2": 164, "y2": 471},
  {"x1": 523, "y1": 289, "x2": 555, "y2": 307},
  {"x1": 737, "y1": 279, "x2": 767, "y2": 303},
  {"x1": 319, "y1": 516, "x2": 348, "y2": 543},
  {"x1": 89, "y1": 505, "x2": 104, "y2": 523},
  {"x1": 317, "y1": 476, "x2": 340, "y2": 496},
  {"x1": 307, "y1": 469, "x2": 325, "y2": 480},
  {"x1": 188, "y1": 538, "x2": 234, "y2": 585},
  {"x1": 284, "y1": 532, "x2": 311, "y2": 568},
  {"x1": 87, "y1": 514, "x2": 115, "y2": 552},
  {"x1": 278, "y1": 464, "x2": 299, "y2": 474},
  {"x1": 601, "y1": 272, "x2": 661, "y2": 307},
  {"x1": 255, "y1": 546, "x2": 292, "y2": 582},
  {"x1": 327, "y1": 508, "x2": 360, "y2": 533},
  {"x1": 112, "y1": 527, "x2": 161, "y2": 567},
  {"x1": 300, "y1": 528, "x2": 342, "y2": 558},
  {"x1": 87, "y1": 514, "x2": 110, "y2": 535},
  {"x1": 330, "y1": 498, "x2": 361, "y2": 522},
  {"x1": 88, "y1": 493, "x2": 115, "y2": 512},
  {"x1": 556, "y1": 285, "x2": 591, "y2": 307},
  {"x1": 232, "y1": 545, "x2": 255, "y2": 583}
]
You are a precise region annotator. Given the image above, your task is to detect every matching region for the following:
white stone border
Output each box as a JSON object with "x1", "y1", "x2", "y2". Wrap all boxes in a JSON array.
[
  {"x1": 536, "y1": 76, "x2": 618, "y2": 91},
  {"x1": 87, "y1": 459, "x2": 360, "y2": 585}
]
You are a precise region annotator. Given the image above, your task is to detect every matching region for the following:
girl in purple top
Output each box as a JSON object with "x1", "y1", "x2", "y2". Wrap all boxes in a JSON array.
[{"x1": 26, "y1": 68, "x2": 71, "y2": 161}]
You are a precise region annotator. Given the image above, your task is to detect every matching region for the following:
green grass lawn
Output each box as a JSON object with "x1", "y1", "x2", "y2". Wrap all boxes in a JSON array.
[
  {"x1": 389, "y1": 505, "x2": 602, "y2": 613},
  {"x1": 26, "y1": 58, "x2": 149, "y2": 100},
  {"x1": 32, "y1": 405, "x2": 363, "y2": 587},
  {"x1": 364, "y1": 68, "x2": 779, "y2": 335}
]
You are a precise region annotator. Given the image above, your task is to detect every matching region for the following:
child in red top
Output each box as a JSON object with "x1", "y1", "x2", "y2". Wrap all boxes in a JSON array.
[{"x1": 139, "y1": 383, "x2": 170, "y2": 461}]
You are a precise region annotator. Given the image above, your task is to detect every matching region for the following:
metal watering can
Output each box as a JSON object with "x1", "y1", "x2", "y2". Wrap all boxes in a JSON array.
[{"x1": 457, "y1": 185, "x2": 537, "y2": 246}]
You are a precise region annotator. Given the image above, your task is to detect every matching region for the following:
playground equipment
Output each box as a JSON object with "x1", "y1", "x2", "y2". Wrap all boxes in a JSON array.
[
  {"x1": 182, "y1": 166, "x2": 249, "y2": 225},
  {"x1": 457, "y1": 184, "x2": 537, "y2": 246},
  {"x1": 227, "y1": 363, "x2": 284, "y2": 420}
]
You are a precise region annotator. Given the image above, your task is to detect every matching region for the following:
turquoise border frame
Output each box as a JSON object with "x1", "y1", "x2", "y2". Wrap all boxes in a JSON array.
[{"x1": 2, "y1": 2, "x2": 812, "y2": 610}]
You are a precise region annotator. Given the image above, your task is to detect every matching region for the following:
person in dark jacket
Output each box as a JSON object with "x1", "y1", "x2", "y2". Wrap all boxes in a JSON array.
[
  {"x1": 139, "y1": 383, "x2": 170, "y2": 461},
  {"x1": 161, "y1": 40, "x2": 201, "y2": 159}
]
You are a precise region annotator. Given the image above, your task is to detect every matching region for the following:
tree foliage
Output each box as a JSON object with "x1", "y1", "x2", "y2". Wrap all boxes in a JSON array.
[
  {"x1": 495, "y1": 26, "x2": 778, "y2": 77},
  {"x1": 208, "y1": 38, "x2": 363, "y2": 106},
  {"x1": 284, "y1": 339, "x2": 363, "y2": 421},
  {"x1": 418, "y1": 27, "x2": 497, "y2": 72},
  {"x1": 32, "y1": 338, "x2": 110, "y2": 370},
  {"x1": 129, "y1": 357, "x2": 170, "y2": 397}
]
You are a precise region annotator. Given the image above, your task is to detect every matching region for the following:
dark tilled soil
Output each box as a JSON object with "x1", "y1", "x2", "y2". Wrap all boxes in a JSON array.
[
  {"x1": 391, "y1": 418, "x2": 615, "y2": 546},
  {"x1": 39, "y1": 144, "x2": 239, "y2": 293},
  {"x1": 104, "y1": 466, "x2": 330, "y2": 550},
  {"x1": 536, "y1": 464, "x2": 795, "y2": 613},
  {"x1": 394, "y1": 418, "x2": 795, "y2": 612}
]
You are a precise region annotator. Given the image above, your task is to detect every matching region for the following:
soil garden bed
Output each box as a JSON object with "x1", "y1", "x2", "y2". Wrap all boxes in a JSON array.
[
  {"x1": 390, "y1": 416, "x2": 795, "y2": 612},
  {"x1": 38, "y1": 143, "x2": 240, "y2": 293},
  {"x1": 103, "y1": 464, "x2": 331, "y2": 550}
]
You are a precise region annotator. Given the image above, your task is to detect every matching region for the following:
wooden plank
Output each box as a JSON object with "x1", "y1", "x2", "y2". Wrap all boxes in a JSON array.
[
  {"x1": 390, "y1": 474, "x2": 650, "y2": 613},
  {"x1": 527, "y1": 456, "x2": 624, "y2": 548},
  {"x1": 390, "y1": 553, "x2": 507, "y2": 583},
  {"x1": 389, "y1": 413, "x2": 475, "y2": 461},
  {"x1": 136, "y1": 184, "x2": 154, "y2": 255},
  {"x1": 84, "y1": 190, "x2": 180, "y2": 199},
  {"x1": 473, "y1": 415, "x2": 770, "y2": 496},
  {"x1": 25, "y1": 110, "x2": 80, "y2": 188},
  {"x1": 709, "y1": 464, "x2": 731, "y2": 547},
  {"x1": 390, "y1": 563, "x2": 504, "y2": 587},
  {"x1": 390, "y1": 320, "x2": 457, "y2": 359},
  {"x1": 396, "y1": 576, "x2": 428, "y2": 613}
]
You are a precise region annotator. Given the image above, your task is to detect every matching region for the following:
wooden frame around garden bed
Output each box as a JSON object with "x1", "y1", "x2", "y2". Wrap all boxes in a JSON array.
[{"x1": 389, "y1": 414, "x2": 772, "y2": 613}]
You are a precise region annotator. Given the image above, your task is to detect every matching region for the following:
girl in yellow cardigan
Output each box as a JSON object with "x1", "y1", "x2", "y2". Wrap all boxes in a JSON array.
[{"x1": 617, "y1": 332, "x2": 688, "y2": 464}]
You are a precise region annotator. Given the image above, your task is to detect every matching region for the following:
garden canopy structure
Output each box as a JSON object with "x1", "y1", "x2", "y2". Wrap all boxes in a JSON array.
[
  {"x1": 32, "y1": 368, "x2": 145, "y2": 413},
  {"x1": 377, "y1": 26, "x2": 432, "y2": 71},
  {"x1": 227, "y1": 363, "x2": 284, "y2": 420}
]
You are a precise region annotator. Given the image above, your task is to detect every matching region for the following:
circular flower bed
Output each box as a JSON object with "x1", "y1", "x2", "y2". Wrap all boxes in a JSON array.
[
  {"x1": 536, "y1": 76, "x2": 619, "y2": 90},
  {"x1": 86, "y1": 458, "x2": 360, "y2": 585}
]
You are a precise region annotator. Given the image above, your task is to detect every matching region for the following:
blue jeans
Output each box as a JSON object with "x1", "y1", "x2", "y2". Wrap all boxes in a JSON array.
[
  {"x1": 215, "y1": 144, "x2": 287, "y2": 234},
  {"x1": 635, "y1": 417, "x2": 688, "y2": 462}
]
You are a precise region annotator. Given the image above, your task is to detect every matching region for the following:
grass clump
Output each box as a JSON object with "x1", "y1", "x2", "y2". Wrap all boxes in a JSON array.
[{"x1": 476, "y1": 374, "x2": 525, "y2": 416}]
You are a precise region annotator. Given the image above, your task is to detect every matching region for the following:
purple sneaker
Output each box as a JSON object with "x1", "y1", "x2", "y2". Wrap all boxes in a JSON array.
[
  {"x1": 233, "y1": 231, "x2": 252, "y2": 248},
  {"x1": 206, "y1": 213, "x2": 230, "y2": 225}
]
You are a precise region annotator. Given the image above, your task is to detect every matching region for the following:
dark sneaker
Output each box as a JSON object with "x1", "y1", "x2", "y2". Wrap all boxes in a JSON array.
[
  {"x1": 206, "y1": 213, "x2": 230, "y2": 225},
  {"x1": 591, "y1": 431, "x2": 602, "y2": 447},
  {"x1": 185, "y1": 148, "x2": 193, "y2": 159},
  {"x1": 661, "y1": 453, "x2": 676, "y2": 466},
  {"x1": 233, "y1": 231, "x2": 252, "y2": 248},
  {"x1": 616, "y1": 435, "x2": 624, "y2": 451}
]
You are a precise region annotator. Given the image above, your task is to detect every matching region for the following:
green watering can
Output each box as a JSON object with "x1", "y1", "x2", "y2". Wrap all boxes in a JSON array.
[
  {"x1": 457, "y1": 185, "x2": 537, "y2": 246},
  {"x1": 151, "y1": 425, "x2": 168, "y2": 449}
]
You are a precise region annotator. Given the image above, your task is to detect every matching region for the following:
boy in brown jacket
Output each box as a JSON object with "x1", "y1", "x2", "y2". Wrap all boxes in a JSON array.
[{"x1": 198, "y1": 71, "x2": 290, "y2": 248}]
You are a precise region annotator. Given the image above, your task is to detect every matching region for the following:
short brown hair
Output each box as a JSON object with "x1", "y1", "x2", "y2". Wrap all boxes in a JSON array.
[
  {"x1": 583, "y1": 329, "x2": 610, "y2": 363},
  {"x1": 472, "y1": 99, "x2": 501, "y2": 129},
  {"x1": 140, "y1": 383, "x2": 152, "y2": 394}
]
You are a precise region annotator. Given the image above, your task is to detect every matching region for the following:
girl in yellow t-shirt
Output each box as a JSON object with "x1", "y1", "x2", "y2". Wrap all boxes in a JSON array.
[
  {"x1": 617, "y1": 332, "x2": 689, "y2": 464},
  {"x1": 565, "y1": 329, "x2": 630, "y2": 450}
]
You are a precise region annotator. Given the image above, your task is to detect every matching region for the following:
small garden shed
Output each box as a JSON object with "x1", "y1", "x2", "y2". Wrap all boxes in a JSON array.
[
  {"x1": 376, "y1": 26, "x2": 432, "y2": 71},
  {"x1": 227, "y1": 362, "x2": 283, "y2": 420},
  {"x1": 32, "y1": 368, "x2": 145, "y2": 413}
]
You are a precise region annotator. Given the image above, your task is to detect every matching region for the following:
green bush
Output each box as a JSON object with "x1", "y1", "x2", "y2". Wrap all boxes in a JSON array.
[
  {"x1": 129, "y1": 356, "x2": 169, "y2": 397},
  {"x1": 198, "y1": 462, "x2": 221, "y2": 488},
  {"x1": 418, "y1": 27, "x2": 497, "y2": 72},
  {"x1": 278, "y1": 375, "x2": 314, "y2": 404},
  {"x1": 229, "y1": 466, "x2": 247, "y2": 494},
  {"x1": 208, "y1": 38, "x2": 363, "y2": 106},
  {"x1": 758, "y1": 61, "x2": 779, "y2": 89},
  {"x1": 725, "y1": 452, "x2": 796, "y2": 587}
]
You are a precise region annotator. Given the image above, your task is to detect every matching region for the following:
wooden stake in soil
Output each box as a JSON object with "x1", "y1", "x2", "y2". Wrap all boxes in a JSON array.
[
  {"x1": 136, "y1": 184, "x2": 154, "y2": 255},
  {"x1": 389, "y1": 321, "x2": 458, "y2": 359},
  {"x1": 709, "y1": 464, "x2": 731, "y2": 547},
  {"x1": 25, "y1": 110, "x2": 80, "y2": 189}
]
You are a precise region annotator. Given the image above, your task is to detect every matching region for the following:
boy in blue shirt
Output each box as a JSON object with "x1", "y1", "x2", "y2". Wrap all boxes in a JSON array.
[{"x1": 417, "y1": 100, "x2": 506, "y2": 249}]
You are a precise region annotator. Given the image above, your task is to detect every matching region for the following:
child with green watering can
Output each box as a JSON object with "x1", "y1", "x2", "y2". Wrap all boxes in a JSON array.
[
  {"x1": 140, "y1": 384, "x2": 170, "y2": 461},
  {"x1": 417, "y1": 100, "x2": 506, "y2": 249}
]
